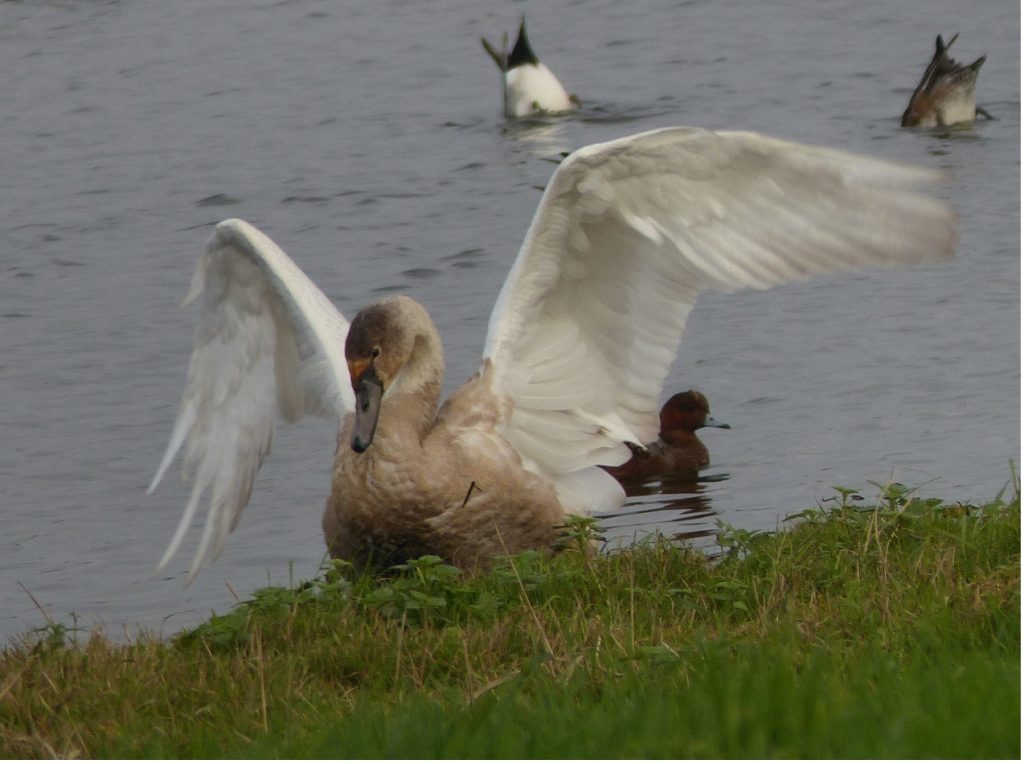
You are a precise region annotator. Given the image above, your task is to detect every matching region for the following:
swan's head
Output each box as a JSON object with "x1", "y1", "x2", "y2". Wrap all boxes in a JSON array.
[
  {"x1": 345, "y1": 295, "x2": 442, "y2": 453},
  {"x1": 659, "y1": 391, "x2": 730, "y2": 436}
]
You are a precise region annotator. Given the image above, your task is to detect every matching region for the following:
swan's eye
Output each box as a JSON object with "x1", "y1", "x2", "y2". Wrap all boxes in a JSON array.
[{"x1": 371, "y1": 347, "x2": 381, "y2": 359}]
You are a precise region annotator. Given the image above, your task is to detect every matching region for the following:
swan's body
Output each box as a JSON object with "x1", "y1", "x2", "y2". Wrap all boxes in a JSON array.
[
  {"x1": 150, "y1": 127, "x2": 955, "y2": 582},
  {"x1": 323, "y1": 336, "x2": 566, "y2": 569},
  {"x1": 902, "y1": 34, "x2": 989, "y2": 128},
  {"x1": 482, "y1": 18, "x2": 576, "y2": 118}
]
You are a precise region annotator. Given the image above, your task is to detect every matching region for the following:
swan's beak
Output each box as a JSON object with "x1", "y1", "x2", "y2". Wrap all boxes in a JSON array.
[{"x1": 351, "y1": 362, "x2": 383, "y2": 453}]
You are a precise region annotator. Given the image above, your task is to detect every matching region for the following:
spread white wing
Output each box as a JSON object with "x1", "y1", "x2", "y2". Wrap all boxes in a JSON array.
[
  {"x1": 149, "y1": 219, "x2": 353, "y2": 582},
  {"x1": 483, "y1": 127, "x2": 955, "y2": 503}
]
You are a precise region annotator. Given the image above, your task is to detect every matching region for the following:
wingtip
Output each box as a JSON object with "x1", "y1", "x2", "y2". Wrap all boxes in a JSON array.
[
  {"x1": 154, "y1": 473, "x2": 207, "y2": 581},
  {"x1": 154, "y1": 542, "x2": 178, "y2": 577},
  {"x1": 147, "y1": 452, "x2": 174, "y2": 496},
  {"x1": 151, "y1": 557, "x2": 199, "y2": 588},
  {"x1": 148, "y1": 405, "x2": 195, "y2": 495},
  {"x1": 183, "y1": 566, "x2": 201, "y2": 588},
  {"x1": 914, "y1": 163, "x2": 953, "y2": 186},
  {"x1": 153, "y1": 538, "x2": 200, "y2": 588}
]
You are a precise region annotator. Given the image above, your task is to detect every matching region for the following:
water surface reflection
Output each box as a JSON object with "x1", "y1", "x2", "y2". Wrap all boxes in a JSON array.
[{"x1": 599, "y1": 472, "x2": 729, "y2": 555}]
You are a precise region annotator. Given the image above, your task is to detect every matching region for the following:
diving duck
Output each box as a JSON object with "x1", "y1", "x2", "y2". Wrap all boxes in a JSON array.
[
  {"x1": 482, "y1": 16, "x2": 578, "y2": 118},
  {"x1": 901, "y1": 33, "x2": 990, "y2": 127}
]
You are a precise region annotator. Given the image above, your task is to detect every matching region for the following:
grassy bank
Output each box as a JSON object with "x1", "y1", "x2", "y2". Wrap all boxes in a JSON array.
[{"x1": 1, "y1": 483, "x2": 1019, "y2": 758}]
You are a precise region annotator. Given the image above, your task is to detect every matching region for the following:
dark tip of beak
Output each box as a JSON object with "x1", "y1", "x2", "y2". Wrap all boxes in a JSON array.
[{"x1": 351, "y1": 364, "x2": 384, "y2": 453}]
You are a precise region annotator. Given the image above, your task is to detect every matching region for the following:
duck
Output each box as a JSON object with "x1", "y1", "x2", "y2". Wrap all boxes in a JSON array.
[
  {"x1": 901, "y1": 33, "x2": 991, "y2": 127},
  {"x1": 482, "y1": 16, "x2": 578, "y2": 118},
  {"x1": 149, "y1": 126, "x2": 956, "y2": 582},
  {"x1": 602, "y1": 391, "x2": 729, "y2": 487}
]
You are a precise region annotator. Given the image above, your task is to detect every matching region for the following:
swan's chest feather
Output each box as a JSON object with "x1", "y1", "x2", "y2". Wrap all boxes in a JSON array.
[{"x1": 322, "y1": 390, "x2": 566, "y2": 569}]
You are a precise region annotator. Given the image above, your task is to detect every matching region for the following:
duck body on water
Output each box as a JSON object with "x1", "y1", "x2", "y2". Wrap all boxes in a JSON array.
[
  {"x1": 482, "y1": 17, "x2": 577, "y2": 118},
  {"x1": 902, "y1": 33, "x2": 989, "y2": 128},
  {"x1": 149, "y1": 127, "x2": 955, "y2": 582},
  {"x1": 602, "y1": 391, "x2": 729, "y2": 488}
]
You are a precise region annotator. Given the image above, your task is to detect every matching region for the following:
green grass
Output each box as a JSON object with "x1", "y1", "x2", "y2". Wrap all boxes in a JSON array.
[
  {"x1": 1, "y1": 481, "x2": 1019, "y2": 758},
  {"x1": 231, "y1": 641, "x2": 1015, "y2": 759}
]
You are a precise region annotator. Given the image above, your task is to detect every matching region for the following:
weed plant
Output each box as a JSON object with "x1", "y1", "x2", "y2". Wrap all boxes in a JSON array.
[{"x1": 0, "y1": 482, "x2": 1018, "y2": 758}]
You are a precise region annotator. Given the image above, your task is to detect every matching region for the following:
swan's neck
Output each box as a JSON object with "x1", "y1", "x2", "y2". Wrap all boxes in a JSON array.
[{"x1": 384, "y1": 330, "x2": 444, "y2": 441}]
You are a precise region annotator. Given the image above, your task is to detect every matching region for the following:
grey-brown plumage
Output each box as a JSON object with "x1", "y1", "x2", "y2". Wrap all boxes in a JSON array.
[
  {"x1": 324, "y1": 297, "x2": 565, "y2": 569},
  {"x1": 902, "y1": 34, "x2": 989, "y2": 127}
]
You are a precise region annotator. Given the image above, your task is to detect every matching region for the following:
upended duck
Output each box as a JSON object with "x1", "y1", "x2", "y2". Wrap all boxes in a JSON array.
[
  {"x1": 901, "y1": 33, "x2": 990, "y2": 127},
  {"x1": 149, "y1": 127, "x2": 955, "y2": 582},
  {"x1": 602, "y1": 390, "x2": 729, "y2": 487},
  {"x1": 482, "y1": 16, "x2": 577, "y2": 118}
]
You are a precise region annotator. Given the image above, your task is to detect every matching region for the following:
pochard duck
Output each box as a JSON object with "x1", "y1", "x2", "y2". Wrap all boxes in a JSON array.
[
  {"x1": 149, "y1": 127, "x2": 955, "y2": 582},
  {"x1": 602, "y1": 391, "x2": 729, "y2": 486},
  {"x1": 901, "y1": 34, "x2": 990, "y2": 127},
  {"x1": 482, "y1": 17, "x2": 577, "y2": 118}
]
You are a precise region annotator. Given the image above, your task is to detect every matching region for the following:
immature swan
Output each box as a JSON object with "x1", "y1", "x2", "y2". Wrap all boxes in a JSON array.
[{"x1": 149, "y1": 127, "x2": 955, "y2": 582}]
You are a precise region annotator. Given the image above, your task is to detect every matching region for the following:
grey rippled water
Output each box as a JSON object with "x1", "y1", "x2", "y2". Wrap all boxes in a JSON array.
[{"x1": 1, "y1": 0, "x2": 1018, "y2": 643}]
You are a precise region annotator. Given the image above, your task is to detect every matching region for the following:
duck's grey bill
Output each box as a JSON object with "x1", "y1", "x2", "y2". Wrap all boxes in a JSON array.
[
  {"x1": 351, "y1": 369, "x2": 383, "y2": 453},
  {"x1": 704, "y1": 415, "x2": 731, "y2": 430}
]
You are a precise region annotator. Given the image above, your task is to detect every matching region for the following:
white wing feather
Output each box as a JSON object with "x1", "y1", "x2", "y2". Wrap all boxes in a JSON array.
[
  {"x1": 149, "y1": 219, "x2": 353, "y2": 583},
  {"x1": 484, "y1": 127, "x2": 955, "y2": 501}
]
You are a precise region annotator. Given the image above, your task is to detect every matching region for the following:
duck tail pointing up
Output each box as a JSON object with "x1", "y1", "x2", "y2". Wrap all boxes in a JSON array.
[
  {"x1": 507, "y1": 15, "x2": 540, "y2": 68},
  {"x1": 481, "y1": 33, "x2": 507, "y2": 71},
  {"x1": 936, "y1": 32, "x2": 959, "y2": 56}
]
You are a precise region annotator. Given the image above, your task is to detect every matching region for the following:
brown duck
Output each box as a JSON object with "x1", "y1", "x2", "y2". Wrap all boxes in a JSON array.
[
  {"x1": 603, "y1": 391, "x2": 729, "y2": 486},
  {"x1": 902, "y1": 33, "x2": 990, "y2": 127}
]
